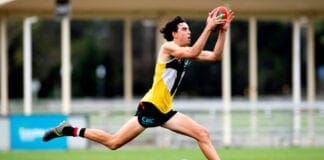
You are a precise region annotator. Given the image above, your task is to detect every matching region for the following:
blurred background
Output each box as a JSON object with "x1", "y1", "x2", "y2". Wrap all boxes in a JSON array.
[{"x1": 0, "y1": 0, "x2": 324, "y2": 150}]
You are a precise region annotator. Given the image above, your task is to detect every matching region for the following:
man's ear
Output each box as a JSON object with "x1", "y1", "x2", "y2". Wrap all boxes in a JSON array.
[{"x1": 172, "y1": 31, "x2": 177, "y2": 39}]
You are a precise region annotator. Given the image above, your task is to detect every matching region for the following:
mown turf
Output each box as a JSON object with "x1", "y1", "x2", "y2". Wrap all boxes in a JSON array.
[{"x1": 1, "y1": 147, "x2": 323, "y2": 160}]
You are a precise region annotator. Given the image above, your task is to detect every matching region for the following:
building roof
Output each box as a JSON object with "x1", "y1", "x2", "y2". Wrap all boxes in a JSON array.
[{"x1": 0, "y1": 0, "x2": 324, "y2": 19}]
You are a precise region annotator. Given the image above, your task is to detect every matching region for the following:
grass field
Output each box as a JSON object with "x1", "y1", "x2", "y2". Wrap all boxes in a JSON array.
[{"x1": 1, "y1": 147, "x2": 324, "y2": 160}]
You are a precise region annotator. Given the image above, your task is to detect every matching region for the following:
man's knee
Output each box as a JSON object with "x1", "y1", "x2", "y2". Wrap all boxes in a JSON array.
[
  {"x1": 108, "y1": 143, "x2": 122, "y2": 150},
  {"x1": 103, "y1": 140, "x2": 123, "y2": 150},
  {"x1": 197, "y1": 127, "x2": 211, "y2": 142}
]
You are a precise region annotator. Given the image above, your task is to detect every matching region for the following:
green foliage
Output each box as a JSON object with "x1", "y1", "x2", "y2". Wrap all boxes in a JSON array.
[
  {"x1": 257, "y1": 21, "x2": 292, "y2": 95},
  {"x1": 6, "y1": 19, "x2": 324, "y2": 98}
]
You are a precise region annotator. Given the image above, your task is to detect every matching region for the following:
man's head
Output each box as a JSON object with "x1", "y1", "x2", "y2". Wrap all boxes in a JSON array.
[{"x1": 160, "y1": 16, "x2": 191, "y2": 46}]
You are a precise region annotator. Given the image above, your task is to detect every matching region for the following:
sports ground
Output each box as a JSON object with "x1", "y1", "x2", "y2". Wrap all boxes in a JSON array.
[{"x1": 1, "y1": 147, "x2": 324, "y2": 160}]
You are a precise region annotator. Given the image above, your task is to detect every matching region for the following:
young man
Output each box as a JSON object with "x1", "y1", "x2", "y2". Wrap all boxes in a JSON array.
[{"x1": 43, "y1": 11, "x2": 234, "y2": 160}]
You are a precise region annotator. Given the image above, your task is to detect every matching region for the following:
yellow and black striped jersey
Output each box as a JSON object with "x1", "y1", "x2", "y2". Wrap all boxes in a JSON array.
[{"x1": 141, "y1": 58, "x2": 190, "y2": 113}]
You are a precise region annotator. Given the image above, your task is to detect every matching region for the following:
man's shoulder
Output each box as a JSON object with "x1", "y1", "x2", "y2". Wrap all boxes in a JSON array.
[{"x1": 161, "y1": 41, "x2": 174, "y2": 48}]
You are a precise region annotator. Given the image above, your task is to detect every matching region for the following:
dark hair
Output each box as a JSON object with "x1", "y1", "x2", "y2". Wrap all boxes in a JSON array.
[{"x1": 160, "y1": 16, "x2": 185, "y2": 41}]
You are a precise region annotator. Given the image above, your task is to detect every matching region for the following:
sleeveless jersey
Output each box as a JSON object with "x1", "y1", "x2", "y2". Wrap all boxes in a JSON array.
[{"x1": 141, "y1": 58, "x2": 190, "y2": 113}]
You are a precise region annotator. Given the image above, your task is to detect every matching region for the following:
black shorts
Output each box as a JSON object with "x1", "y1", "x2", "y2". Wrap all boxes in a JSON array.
[{"x1": 135, "y1": 102, "x2": 177, "y2": 128}]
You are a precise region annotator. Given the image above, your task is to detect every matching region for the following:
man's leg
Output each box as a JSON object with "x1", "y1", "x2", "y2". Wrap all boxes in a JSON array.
[
  {"x1": 43, "y1": 117, "x2": 145, "y2": 150},
  {"x1": 162, "y1": 112, "x2": 221, "y2": 160},
  {"x1": 84, "y1": 117, "x2": 145, "y2": 150}
]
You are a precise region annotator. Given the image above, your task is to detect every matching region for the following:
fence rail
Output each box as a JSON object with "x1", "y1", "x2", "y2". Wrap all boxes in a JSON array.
[{"x1": 4, "y1": 97, "x2": 324, "y2": 147}]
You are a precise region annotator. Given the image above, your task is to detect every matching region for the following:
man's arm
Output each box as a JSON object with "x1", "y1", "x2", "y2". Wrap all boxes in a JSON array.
[
  {"x1": 164, "y1": 15, "x2": 224, "y2": 59},
  {"x1": 195, "y1": 10, "x2": 234, "y2": 61},
  {"x1": 195, "y1": 30, "x2": 226, "y2": 61}
]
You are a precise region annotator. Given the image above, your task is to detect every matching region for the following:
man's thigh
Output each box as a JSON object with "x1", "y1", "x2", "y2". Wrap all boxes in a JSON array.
[{"x1": 162, "y1": 112, "x2": 206, "y2": 139}]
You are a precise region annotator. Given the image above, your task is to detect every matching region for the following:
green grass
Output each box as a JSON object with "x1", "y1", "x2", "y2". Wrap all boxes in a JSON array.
[{"x1": 1, "y1": 147, "x2": 324, "y2": 160}]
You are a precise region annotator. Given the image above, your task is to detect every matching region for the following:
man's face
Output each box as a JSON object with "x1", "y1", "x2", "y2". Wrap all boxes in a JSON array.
[{"x1": 173, "y1": 22, "x2": 191, "y2": 46}]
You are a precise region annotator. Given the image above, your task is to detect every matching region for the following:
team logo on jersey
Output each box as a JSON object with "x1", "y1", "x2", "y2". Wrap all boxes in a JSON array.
[{"x1": 183, "y1": 59, "x2": 191, "y2": 70}]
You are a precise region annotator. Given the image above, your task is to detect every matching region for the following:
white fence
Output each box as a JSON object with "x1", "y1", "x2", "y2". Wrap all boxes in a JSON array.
[{"x1": 5, "y1": 97, "x2": 324, "y2": 147}]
